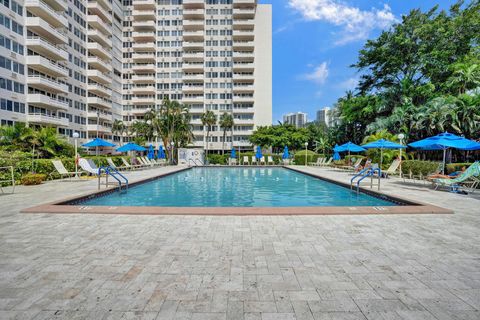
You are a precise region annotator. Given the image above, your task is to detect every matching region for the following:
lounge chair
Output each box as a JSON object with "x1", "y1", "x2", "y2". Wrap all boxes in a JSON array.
[
  {"x1": 155, "y1": 158, "x2": 167, "y2": 166},
  {"x1": 259, "y1": 156, "x2": 266, "y2": 165},
  {"x1": 433, "y1": 162, "x2": 480, "y2": 193},
  {"x1": 283, "y1": 159, "x2": 290, "y2": 165},
  {"x1": 267, "y1": 156, "x2": 274, "y2": 165},
  {"x1": 50, "y1": 159, "x2": 83, "y2": 180},
  {"x1": 251, "y1": 157, "x2": 258, "y2": 165},
  {"x1": 121, "y1": 157, "x2": 144, "y2": 170},
  {"x1": 137, "y1": 157, "x2": 150, "y2": 166},
  {"x1": 382, "y1": 159, "x2": 400, "y2": 178},
  {"x1": 339, "y1": 158, "x2": 362, "y2": 171},
  {"x1": 243, "y1": 156, "x2": 249, "y2": 165},
  {"x1": 107, "y1": 158, "x2": 128, "y2": 171},
  {"x1": 79, "y1": 158, "x2": 101, "y2": 176},
  {"x1": 143, "y1": 157, "x2": 158, "y2": 166},
  {"x1": 320, "y1": 157, "x2": 333, "y2": 167},
  {"x1": 309, "y1": 157, "x2": 324, "y2": 166},
  {"x1": 229, "y1": 158, "x2": 237, "y2": 165}
]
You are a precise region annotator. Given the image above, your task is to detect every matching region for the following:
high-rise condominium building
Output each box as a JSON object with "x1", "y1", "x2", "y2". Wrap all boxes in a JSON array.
[
  {"x1": 316, "y1": 107, "x2": 330, "y2": 126},
  {"x1": 0, "y1": 0, "x2": 272, "y2": 152},
  {"x1": 283, "y1": 112, "x2": 307, "y2": 128}
]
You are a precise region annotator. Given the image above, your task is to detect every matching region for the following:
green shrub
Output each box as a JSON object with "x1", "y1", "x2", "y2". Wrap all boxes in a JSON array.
[
  {"x1": 294, "y1": 150, "x2": 320, "y2": 165},
  {"x1": 207, "y1": 154, "x2": 227, "y2": 165},
  {"x1": 21, "y1": 173, "x2": 46, "y2": 185},
  {"x1": 401, "y1": 160, "x2": 440, "y2": 177},
  {"x1": 446, "y1": 163, "x2": 472, "y2": 174}
]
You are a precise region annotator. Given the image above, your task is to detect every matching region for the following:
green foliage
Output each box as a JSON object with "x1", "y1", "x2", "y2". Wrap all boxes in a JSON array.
[
  {"x1": 362, "y1": 130, "x2": 403, "y2": 169},
  {"x1": 294, "y1": 150, "x2": 320, "y2": 165},
  {"x1": 249, "y1": 123, "x2": 310, "y2": 152},
  {"x1": 401, "y1": 160, "x2": 441, "y2": 177},
  {"x1": 446, "y1": 162, "x2": 473, "y2": 174},
  {"x1": 206, "y1": 154, "x2": 228, "y2": 165},
  {"x1": 21, "y1": 173, "x2": 46, "y2": 185}
]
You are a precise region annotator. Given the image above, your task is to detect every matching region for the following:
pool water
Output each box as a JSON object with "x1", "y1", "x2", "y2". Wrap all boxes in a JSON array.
[{"x1": 80, "y1": 167, "x2": 397, "y2": 207}]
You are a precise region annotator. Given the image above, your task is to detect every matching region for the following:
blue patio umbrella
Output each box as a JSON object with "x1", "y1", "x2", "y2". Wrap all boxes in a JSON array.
[
  {"x1": 230, "y1": 148, "x2": 236, "y2": 159},
  {"x1": 282, "y1": 146, "x2": 289, "y2": 159},
  {"x1": 255, "y1": 146, "x2": 263, "y2": 160},
  {"x1": 409, "y1": 132, "x2": 480, "y2": 173},
  {"x1": 333, "y1": 144, "x2": 341, "y2": 161},
  {"x1": 116, "y1": 142, "x2": 147, "y2": 153},
  {"x1": 157, "y1": 146, "x2": 166, "y2": 159},
  {"x1": 147, "y1": 144, "x2": 155, "y2": 160},
  {"x1": 336, "y1": 142, "x2": 366, "y2": 153},
  {"x1": 362, "y1": 139, "x2": 405, "y2": 170},
  {"x1": 82, "y1": 138, "x2": 116, "y2": 148}
]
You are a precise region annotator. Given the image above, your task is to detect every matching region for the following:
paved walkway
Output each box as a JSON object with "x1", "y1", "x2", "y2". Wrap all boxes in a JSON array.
[{"x1": 0, "y1": 165, "x2": 479, "y2": 320}]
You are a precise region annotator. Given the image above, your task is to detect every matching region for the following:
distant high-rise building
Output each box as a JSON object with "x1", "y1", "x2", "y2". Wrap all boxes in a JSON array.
[
  {"x1": 283, "y1": 112, "x2": 307, "y2": 128},
  {"x1": 316, "y1": 107, "x2": 330, "y2": 126}
]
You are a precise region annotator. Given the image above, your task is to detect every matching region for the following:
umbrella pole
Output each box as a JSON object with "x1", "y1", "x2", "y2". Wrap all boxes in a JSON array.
[
  {"x1": 380, "y1": 148, "x2": 383, "y2": 172},
  {"x1": 442, "y1": 149, "x2": 446, "y2": 174}
]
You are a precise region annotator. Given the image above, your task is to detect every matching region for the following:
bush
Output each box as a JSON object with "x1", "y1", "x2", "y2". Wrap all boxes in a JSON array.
[
  {"x1": 446, "y1": 163, "x2": 472, "y2": 174},
  {"x1": 401, "y1": 160, "x2": 440, "y2": 177},
  {"x1": 294, "y1": 150, "x2": 321, "y2": 165},
  {"x1": 207, "y1": 154, "x2": 227, "y2": 165},
  {"x1": 21, "y1": 173, "x2": 46, "y2": 185}
]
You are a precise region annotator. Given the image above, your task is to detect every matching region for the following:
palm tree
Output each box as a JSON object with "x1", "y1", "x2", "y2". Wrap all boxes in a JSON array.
[
  {"x1": 219, "y1": 112, "x2": 234, "y2": 155},
  {"x1": 201, "y1": 110, "x2": 217, "y2": 159},
  {"x1": 447, "y1": 63, "x2": 480, "y2": 95},
  {"x1": 112, "y1": 119, "x2": 125, "y2": 145}
]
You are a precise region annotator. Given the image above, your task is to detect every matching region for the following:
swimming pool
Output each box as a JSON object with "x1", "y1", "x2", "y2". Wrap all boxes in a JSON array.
[{"x1": 79, "y1": 167, "x2": 397, "y2": 207}]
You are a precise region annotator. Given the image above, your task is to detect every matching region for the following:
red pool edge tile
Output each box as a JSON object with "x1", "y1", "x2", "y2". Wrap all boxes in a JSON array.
[{"x1": 21, "y1": 166, "x2": 453, "y2": 216}]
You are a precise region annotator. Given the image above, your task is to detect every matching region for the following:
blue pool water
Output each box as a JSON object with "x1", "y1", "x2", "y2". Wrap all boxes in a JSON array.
[{"x1": 80, "y1": 167, "x2": 397, "y2": 207}]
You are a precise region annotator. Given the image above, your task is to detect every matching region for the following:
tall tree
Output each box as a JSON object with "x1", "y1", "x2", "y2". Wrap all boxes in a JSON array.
[
  {"x1": 219, "y1": 112, "x2": 234, "y2": 155},
  {"x1": 201, "y1": 110, "x2": 217, "y2": 159}
]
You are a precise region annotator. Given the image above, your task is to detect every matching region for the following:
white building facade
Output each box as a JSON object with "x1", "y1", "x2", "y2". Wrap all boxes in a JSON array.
[
  {"x1": 0, "y1": 0, "x2": 272, "y2": 152},
  {"x1": 283, "y1": 112, "x2": 307, "y2": 128}
]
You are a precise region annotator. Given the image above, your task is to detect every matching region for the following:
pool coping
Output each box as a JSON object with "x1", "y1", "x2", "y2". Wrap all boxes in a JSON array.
[{"x1": 22, "y1": 166, "x2": 453, "y2": 216}]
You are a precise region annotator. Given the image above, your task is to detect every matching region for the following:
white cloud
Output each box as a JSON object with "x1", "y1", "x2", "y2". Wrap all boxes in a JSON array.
[
  {"x1": 338, "y1": 77, "x2": 358, "y2": 90},
  {"x1": 303, "y1": 62, "x2": 329, "y2": 84},
  {"x1": 288, "y1": 0, "x2": 397, "y2": 45}
]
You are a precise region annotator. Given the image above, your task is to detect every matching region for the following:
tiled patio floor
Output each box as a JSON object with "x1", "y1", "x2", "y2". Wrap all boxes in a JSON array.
[{"x1": 0, "y1": 165, "x2": 479, "y2": 320}]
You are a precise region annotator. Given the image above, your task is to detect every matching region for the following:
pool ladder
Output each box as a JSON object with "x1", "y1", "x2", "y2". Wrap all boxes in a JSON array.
[
  {"x1": 188, "y1": 158, "x2": 204, "y2": 167},
  {"x1": 350, "y1": 168, "x2": 381, "y2": 194},
  {"x1": 98, "y1": 166, "x2": 128, "y2": 192}
]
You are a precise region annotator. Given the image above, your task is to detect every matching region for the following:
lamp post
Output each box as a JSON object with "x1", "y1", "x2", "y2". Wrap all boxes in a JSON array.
[
  {"x1": 73, "y1": 131, "x2": 80, "y2": 178},
  {"x1": 170, "y1": 141, "x2": 175, "y2": 165},
  {"x1": 398, "y1": 133, "x2": 405, "y2": 178},
  {"x1": 304, "y1": 142, "x2": 308, "y2": 166}
]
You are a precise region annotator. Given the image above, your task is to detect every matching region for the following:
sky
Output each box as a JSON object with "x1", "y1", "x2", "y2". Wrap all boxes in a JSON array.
[{"x1": 259, "y1": 0, "x2": 457, "y2": 123}]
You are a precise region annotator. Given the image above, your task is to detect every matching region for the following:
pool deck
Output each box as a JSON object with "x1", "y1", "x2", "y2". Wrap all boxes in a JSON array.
[{"x1": 1, "y1": 165, "x2": 480, "y2": 319}]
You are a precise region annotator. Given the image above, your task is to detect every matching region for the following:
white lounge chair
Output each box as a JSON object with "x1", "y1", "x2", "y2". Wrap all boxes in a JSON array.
[
  {"x1": 121, "y1": 157, "x2": 144, "y2": 170},
  {"x1": 260, "y1": 156, "x2": 266, "y2": 165},
  {"x1": 155, "y1": 158, "x2": 167, "y2": 166},
  {"x1": 383, "y1": 159, "x2": 400, "y2": 178},
  {"x1": 267, "y1": 156, "x2": 274, "y2": 165},
  {"x1": 283, "y1": 159, "x2": 290, "y2": 165},
  {"x1": 79, "y1": 158, "x2": 101, "y2": 176},
  {"x1": 251, "y1": 157, "x2": 258, "y2": 165},
  {"x1": 243, "y1": 156, "x2": 249, "y2": 165},
  {"x1": 320, "y1": 157, "x2": 333, "y2": 167},
  {"x1": 310, "y1": 158, "x2": 325, "y2": 166},
  {"x1": 51, "y1": 159, "x2": 83, "y2": 180},
  {"x1": 229, "y1": 158, "x2": 237, "y2": 165},
  {"x1": 142, "y1": 157, "x2": 156, "y2": 166},
  {"x1": 107, "y1": 158, "x2": 128, "y2": 171},
  {"x1": 137, "y1": 157, "x2": 150, "y2": 166}
]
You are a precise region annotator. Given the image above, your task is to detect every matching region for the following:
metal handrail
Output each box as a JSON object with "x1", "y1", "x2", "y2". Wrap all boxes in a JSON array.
[
  {"x1": 350, "y1": 168, "x2": 370, "y2": 190},
  {"x1": 351, "y1": 167, "x2": 381, "y2": 194},
  {"x1": 98, "y1": 166, "x2": 128, "y2": 192}
]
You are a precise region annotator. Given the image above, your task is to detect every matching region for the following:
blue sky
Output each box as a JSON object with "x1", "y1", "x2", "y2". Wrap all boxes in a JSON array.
[{"x1": 260, "y1": 0, "x2": 456, "y2": 123}]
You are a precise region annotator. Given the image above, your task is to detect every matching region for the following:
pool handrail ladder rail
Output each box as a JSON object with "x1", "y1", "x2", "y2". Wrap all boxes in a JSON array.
[
  {"x1": 351, "y1": 167, "x2": 381, "y2": 194},
  {"x1": 98, "y1": 166, "x2": 128, "y2": 192}
]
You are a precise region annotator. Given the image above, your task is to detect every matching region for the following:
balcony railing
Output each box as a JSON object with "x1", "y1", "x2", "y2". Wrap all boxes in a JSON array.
[{"x1": 27, "y1": 113, "x2": 69, "y2": 126}]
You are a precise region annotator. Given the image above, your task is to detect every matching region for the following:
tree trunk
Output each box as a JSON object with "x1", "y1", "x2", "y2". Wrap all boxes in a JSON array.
[{"x1": 222, "y1": 129, "x2": 226, "y2": 155}]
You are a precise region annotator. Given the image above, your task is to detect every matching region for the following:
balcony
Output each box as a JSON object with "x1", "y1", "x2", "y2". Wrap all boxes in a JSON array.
[
  {"x1": 88, "y1": 83, "x2": 112, "y2": 97},
  {"x1": 183, "y1": 20, "x2": 204, "y2": 31},
  {"x1": 132, "y1": 85, "x2": 156, "y2": 94},
  {"x1": 132, "y1": 74, "x2": 155, "y2": 83},
  {"x1": 233, "y1": 19, "x2": 255, "y2": 29},
  {"x1": 183, "y1": 8, "x2": 204, "y2": 19},
  {"x1": 132, "y1": 10, "x2": 155, "y2": 21},
  {"x1": 182, "y1": 95, "x2": 204, "y2": 103},
  {"x1": 87, "y1": 110, "x2": 112, "y2": 121},
  {"x1": 183, "y1": 73, "x2": 204, "y2": 82},
  {"x1": 87, "y1": 124, "x2": 112, "y2": 133},
  {"x1": 87, "y1": 15, "x2": 111, "y2": 35},
  {"x1": 132, "y1": 52, "x2": 156, "y2": 63},
  {"x1": 87, "y1": 42, "x2": 111, "y2": 60},
  {"x1": 88, "y1": 29, "x2": 112, "y2": 48},
  {"x1": 25, "y1": 0, "x2": 68, "y2": 28},
  {"x1": 183, "y1": 30, "x2": 204, "y2": 41},
  {"x1": 183, "y1": 51, "x2": 204, "y2": 62},
  {"x1": 132, "y1": 20, "x2": 156, "y2": 30},
  {"x1": 182, "y1": 85, "x2": 203, "y2": 94},
  {"x1": 87, "y1": 69, "x2": 112, "y2": 85},
  {"x1": 88, "y1": 56, "x2": 112, "y2": 73},
  {"x1": 183, "y1": 41, "x2": 203, "y2": 50},
  {"x1": 27, "y1": 113, "x2": 69, "y2": 127},
  {"x1": 183, "y1": 0, "x2": 204, "y2": 8},
  {"x1": 182, "y1": 62, "x2": 203, "y2": 72},
  {"x1": 233, "y1": 0, "x2": 256, "y2": 8},
  {"x1": 26, "y1": 37, "x2": 68, "y2": 61},
  {"x1": 132, "y1": 96, "x2": 155, "y2": 105},
  {"x1": 88, "y1": 96, "x2": 111, "y2": 109},
  {"x1": 43, "y1": 0, "x2": 67, "y2": 10},
  {"x1": 26, "y1": 55, "x2": 68, "y2": 78},
  {"x1": 233, "y1": 40, "x2": 254, "y2": 51},
  {"x1": 233, "y1": 95, "x2": 255, "y2": 103},
  {"x1": 233, "y1": 8, "x2": 256, "y2": 19},
  {"x1": 27, "y1": 75, "x2": 69, "y2": 94},
  {"x1": 131, "y1": 107, "x2": 153, "y2": 115},
  {"x1": 132, "y1": 42, "x2": 156, "y2": 51},
  {"x1": 233, "y1": 84, "x2": 254, "y2": 93},
  {"x1": 133, "y1": 0, "x2": 156, "y2": 10},
  {"x1": 233, "y1": 73, "x2": 255, "y2": 82},
  {"x1": 233, "y1": 29, "x2": 255, "y2": 40},
  {"x1": 27, "y1": 93, "x2": 69, "y2": 111},
  {"x1": 233, "y1": 51, "x2": 255, "y2": 62},
  {"x1": 26, "y1": 17, "x2": 68, "y2": 44},
  {"x1": 87, "y1": 1, "x2": 111, "y2": 21},
  {"x1": 132, "y1": 31, "x2": 156, "y2": 42},
  {"x1": 233, "y1": 62, "x2": 254, "y2": 72},
  {"x1": 233, "y1": 118, "x2": 254, "y2": 125},
  {"x1": 132, "y1": 63, "x2": 156, "y2": 73}
]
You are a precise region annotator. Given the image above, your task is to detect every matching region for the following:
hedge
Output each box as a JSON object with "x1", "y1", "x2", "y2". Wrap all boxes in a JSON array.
[
  {"x1": 401, "y1": 160, "x2": 441, "y2": 177},
  {"x1": 294, "y1": 150, "x2": 323, "y2": 165}
]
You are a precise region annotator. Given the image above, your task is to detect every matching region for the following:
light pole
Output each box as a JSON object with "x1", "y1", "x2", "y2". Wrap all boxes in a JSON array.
[
  {"x1": 73, "y1": 131, "x2": 80, "y2": 178},
  {"x1": 304, "y1": 142, "x2": 308, "y2": 166},
  {"x1": 170, "y1": 141, "x2": 175, "y2": 165},
  {"x1": 398, "y1": 133, "x2": 405, "y2": 178}
]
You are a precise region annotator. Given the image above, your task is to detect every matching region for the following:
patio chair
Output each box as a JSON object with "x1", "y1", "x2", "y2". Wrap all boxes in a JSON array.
[
  {"x1": 229, "y1": 158, "x2": 237, "y2": 165},
  {"x1": 155, "y1": 158, "x2": 167, "y2": 166},
  {"x1": 260, "y1": 156, "x2": 266, "y2": 165},
  {"x1": 267, "y1": 156, "x2": 274, "y2": 165},
  {"x1": 137, "y1": 157, "x2": 150, "y2": 166},
  {"x1": 79, "y1": 158, "x2": 101, "y2": 176},
  {"x1": 433, "y1": 162, "x2": 480, "y2": 193},
  {"x1": 320, "y1": 157, "x2": 333, "y2": 167},
  {"x1": 107, "y1": 158, "x2": 128, "y2": 171},
  {"x1": 251, "y1": 157, "x2": 258, "y2": 165},
  {"x1": 382, "y1": 159, "x2": 400, "y2": 178},
  {"x1": 309, "y1": 157, "x2": 324, "y2": 166},
  {"x1": 339, "y1": 158, "x2": 362, "y2": 171},
  {"x1": 121, "y1": 157, "x2": 144, "y2": 170},
  {"x1": 283, "y1": 158, "x2": 290, "y2": 165},
  {"x1": 50, "y1": 159, "x2": 83, "y2": 180},
  {"x1": 243, "y1": 156, "x2": 249, "y2": 165}
]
